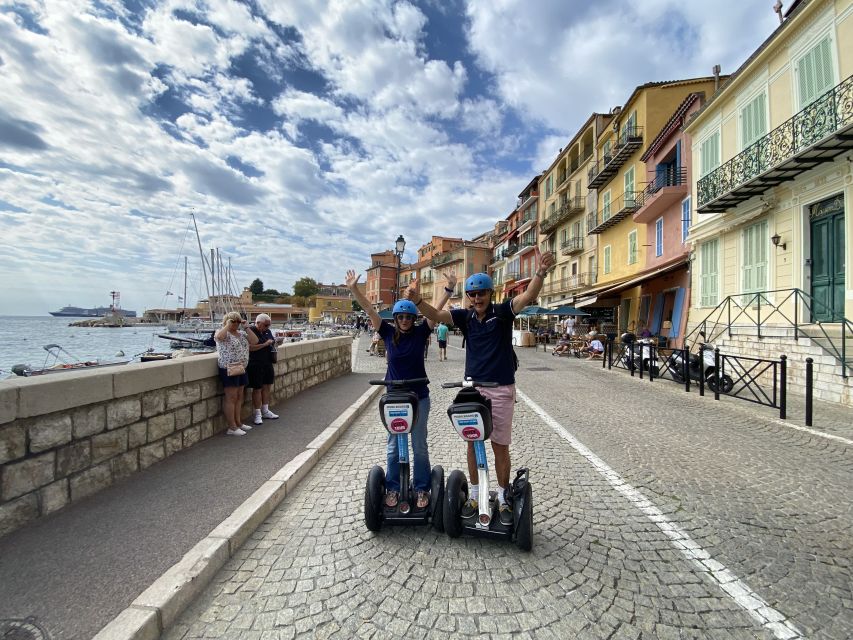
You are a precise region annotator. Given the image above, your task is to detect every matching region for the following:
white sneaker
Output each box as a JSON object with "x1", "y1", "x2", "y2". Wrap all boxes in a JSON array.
[
  {"x1": 254, "y1": 413, "x2": 263, "y2": 425},
  {"x1": 261, "y1": 410, "x2": 279, "y2": 419},
  {"x1": 240, "y1": 423, "x2": 253, "y2": 430},
  {"x1": 226, "y1": 427, "x2": 247, "y2": 436}
]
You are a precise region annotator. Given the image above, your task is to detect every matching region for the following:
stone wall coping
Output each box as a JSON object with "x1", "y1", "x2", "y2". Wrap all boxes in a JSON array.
[{"x1": 0, "y1": 337, "x2": 351, "y2": 422}]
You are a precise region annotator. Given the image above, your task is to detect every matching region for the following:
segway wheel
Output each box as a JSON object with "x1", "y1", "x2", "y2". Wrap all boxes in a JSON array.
[
  {"x1": 514, "y1": 482, "x2": 533, "y2": 551},
  {"x1": 430, "y1": 465, "x2": 445, "y2": 533},
  {"x1": 364, "y1": 465, "x2": 385, "y2": 532},
  {"x1": 443, "y1": 469, "x2": 467, "y2": 538}
]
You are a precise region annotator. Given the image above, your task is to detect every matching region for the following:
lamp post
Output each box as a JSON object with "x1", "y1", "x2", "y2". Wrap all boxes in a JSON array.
[{"x1": 394, "y1": 234, "x2": 406, "y2": 303}]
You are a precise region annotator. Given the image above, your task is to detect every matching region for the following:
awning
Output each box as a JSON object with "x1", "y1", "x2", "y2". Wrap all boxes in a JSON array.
[
  {"x1": 592, "y1": 260, "x2": 688, "y2": 298},
  {"x1": 575, "y1": 294, "x2": 621, "y2": 308}
]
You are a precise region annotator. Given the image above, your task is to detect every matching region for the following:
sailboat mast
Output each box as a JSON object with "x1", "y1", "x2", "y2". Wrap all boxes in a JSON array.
[
  {"x1": 191, "y1": 213, "x2": 213, "y2": 322},
  {"x1": 182, "y1": 256, "x2": 187, "y2": 321}
]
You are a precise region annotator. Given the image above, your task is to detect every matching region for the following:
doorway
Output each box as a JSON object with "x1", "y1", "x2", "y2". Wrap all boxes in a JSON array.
[{"x1": 809, "y1": 194, "x2": 845, "y2": 321}]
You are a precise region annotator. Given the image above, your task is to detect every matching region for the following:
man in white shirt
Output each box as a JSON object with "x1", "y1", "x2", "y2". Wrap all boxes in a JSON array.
[{"x1": 562, "y1": 315, "x2": 576, "y2": 336}]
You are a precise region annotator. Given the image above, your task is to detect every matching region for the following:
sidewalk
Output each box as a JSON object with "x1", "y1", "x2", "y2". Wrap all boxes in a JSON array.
[{"x1": 0, "y1": 367, "x2": 376, "y2": 640}]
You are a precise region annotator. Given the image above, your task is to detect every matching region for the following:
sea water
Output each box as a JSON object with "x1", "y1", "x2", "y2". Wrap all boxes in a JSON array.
[{"x1": 0, "y1": 316, "x2": 170, "y2": 376}]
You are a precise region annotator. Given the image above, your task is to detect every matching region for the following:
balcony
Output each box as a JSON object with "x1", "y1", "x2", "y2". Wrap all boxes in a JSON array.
[
  {"x1": 504, "y1": 243, "x2": 519, "y2": 257},
  {"x1": 569, "y1": 271, "x2": 597, "y2": 290},
  {"x1": 633, "y1": 167, "x2": 688, "y2": 223},
  {"x1": 556, "y1": 171, "x2": 570, "y2": 192},
  {"x1": 505, "y1": 268, "x2": 520, "y2": 282},
  {"x1": 420, "y1": 274, "x2": 434, "y2": 283},
  {"x1": 698, "y1": 74, "x2": 853, "y2": 213},
  {"x1": 588, "y1": 126, "x2": 645, "y2": 189},
  {"x1": 588, "y1": 191, "x2": 641, "y2": 234},
  {"x1": 561, "y1": 236, "x2": 584, "y2": 255},
  {"x1": 539, "y1": 196, "x2": 585, "y2": 235},
  {"x1": 431, "y1": 252, "x2": 459, "y2": 267}
]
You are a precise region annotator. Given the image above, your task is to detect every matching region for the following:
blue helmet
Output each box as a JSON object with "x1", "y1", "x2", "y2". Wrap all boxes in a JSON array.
[
  {"x1": 392, "y1": 300, "x2": 418, "y2": 316},
  {"x1": 465, "y1": 273, "x2": 494, "y2": 293}
]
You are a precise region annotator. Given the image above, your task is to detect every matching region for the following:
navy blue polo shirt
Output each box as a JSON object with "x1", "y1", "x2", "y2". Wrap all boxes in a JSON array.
[
  {"x1": 450, "y1": 299, "x2": 516, "y2": 385},
  {"x1": 378, "y1": 320, "x2": 432, "y2": 398}
]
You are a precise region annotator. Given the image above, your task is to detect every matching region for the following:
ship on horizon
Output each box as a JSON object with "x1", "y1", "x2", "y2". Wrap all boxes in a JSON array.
[{"x1": 49, "y1": 305, "x2": 137, "y2": 318}]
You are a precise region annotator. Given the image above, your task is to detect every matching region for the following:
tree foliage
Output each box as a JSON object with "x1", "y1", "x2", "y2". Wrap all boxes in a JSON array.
[
  {"x1": 249, "y1": 278, "x2": 264, "y2": 295},
  {"x1": 293, "y1": 277, "x2": 319, "y2": 298},
  {"x1": 262, "y1": 288, "x2": 280, "y2": 296}
]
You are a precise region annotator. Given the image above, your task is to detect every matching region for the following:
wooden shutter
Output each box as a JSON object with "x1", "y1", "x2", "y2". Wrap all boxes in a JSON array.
[
  {"x1": 741, "y1": 93, "x2": 767, "y2": 148},
  {"x1": 603, "y1": 191, "x2": 611, "y2": 220},
  {"x1": 798, "y1": 36, "x2": 835, "y2": 106},
  {"x1": 742, "y1": 221, "x2": 768, "y2": 295},
  {"x1": 604, "y1": 246, "x2": 611, "y2": 274},
  {"x1": 700, "y1": 239, "x2": 719, "y2": 306},
  {"x1": 628, "y1": 230, "x2": 637, "y2": 264}
]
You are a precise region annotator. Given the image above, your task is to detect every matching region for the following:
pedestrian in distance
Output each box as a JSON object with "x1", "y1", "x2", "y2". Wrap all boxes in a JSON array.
[
  {"x1": 436, "y1": 321, "x2": 450, "y2": 361},
  {"x1": 407, "y1": 251, "x2": 556, "y2": 526},
  {"x1": 246, "y1": 313, "x2": 280, "y2": 426},
  {"x1": 214, "y1": 311, "x2": 252, "y2": 436},
  {"x1": 346, "y1": 269, "x2": 455, "y2": 510}
]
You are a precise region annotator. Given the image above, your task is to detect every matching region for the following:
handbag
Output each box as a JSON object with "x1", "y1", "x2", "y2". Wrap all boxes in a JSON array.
[
  {"x1": 226, "y1": 362, "x2": 246, "y2": 377},
  {"x1": 270, "y1": 346, "x2": 278, "y2": 363}
]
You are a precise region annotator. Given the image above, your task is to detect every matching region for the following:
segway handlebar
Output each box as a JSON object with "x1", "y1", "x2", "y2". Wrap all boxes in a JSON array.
[
  {"x1": 441, "y1": 379, "x2": 499, "y2": 389},
  {"x1": 369, "y1": 378, "x2": 429, "y2": 387}
]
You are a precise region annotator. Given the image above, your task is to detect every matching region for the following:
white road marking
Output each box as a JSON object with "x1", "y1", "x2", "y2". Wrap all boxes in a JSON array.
[
  {"x1": 770, "y1": 419, "x2": 853, "y2": 446},
  {"x1": 517, "y1": 388, "x2": 804, "y2": 640}
]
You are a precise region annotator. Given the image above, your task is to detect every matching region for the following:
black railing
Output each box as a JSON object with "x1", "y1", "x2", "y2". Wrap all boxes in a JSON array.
[
  {"x1": 698, "y1": 74, "x2": 853, "y2": 209},
  {"x1": 561, "y1": 236, "x2": 583, "y2": 254},
  {"x1": 687, "y1": 288, "x2": 852, "y2": 378}
]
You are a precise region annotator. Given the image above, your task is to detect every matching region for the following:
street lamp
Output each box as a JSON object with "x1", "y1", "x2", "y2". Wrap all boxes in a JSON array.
[{"x1": 394, "y1": 234, "x2": 406, "y2": 302}]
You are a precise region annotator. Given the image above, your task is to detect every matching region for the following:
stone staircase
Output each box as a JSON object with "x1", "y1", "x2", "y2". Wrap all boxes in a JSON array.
[{"x1": 685, "y1": 323, "x2": 853, "y2": 407}]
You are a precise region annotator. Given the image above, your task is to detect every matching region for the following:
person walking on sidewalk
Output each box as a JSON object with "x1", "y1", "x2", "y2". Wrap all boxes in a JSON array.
[
  {"x1": 214, "y1": 312, "x2": 252, "y2": 436},
  {"x1": 436, "y1": 321, "x2": 449, "y2": 361},
  {"x1": 407, "y1": 251, "x2": 556, "y2": 525},
  {"x1": 346, "y1": 269, "x2": 455, "y2": 509},
  {"x1": 246, "y1": 313, "x2": 280, "y2": 426}
]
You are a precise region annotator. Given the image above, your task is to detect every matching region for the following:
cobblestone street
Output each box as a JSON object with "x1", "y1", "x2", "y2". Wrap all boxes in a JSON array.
[{"x1": 164, "y1": 337, "x2": 852, "y2": 639}]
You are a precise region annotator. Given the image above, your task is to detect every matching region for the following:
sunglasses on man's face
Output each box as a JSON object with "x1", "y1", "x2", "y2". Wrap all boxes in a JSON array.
[{"x1": 466, "y1": 290, "x2": 489, "y2": 299}]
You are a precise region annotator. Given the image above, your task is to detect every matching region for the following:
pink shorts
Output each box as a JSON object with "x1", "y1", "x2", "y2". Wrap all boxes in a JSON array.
[{"x1": 479, "y1": 384, "x2": 516, "y2": 446}]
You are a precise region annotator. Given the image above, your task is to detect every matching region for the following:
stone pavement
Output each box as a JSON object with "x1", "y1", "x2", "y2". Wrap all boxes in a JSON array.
[
  {"x1": 0, "y1": 365, "x2": 375, "y2": 640},
  {"x1": 162, "y1": 336, "x2": 852, "y2": 640}
]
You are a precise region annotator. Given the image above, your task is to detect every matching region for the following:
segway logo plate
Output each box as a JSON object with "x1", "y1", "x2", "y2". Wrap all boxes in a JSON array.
[
  {"x1": 451, "y1": 412, "x2": 485, "y2": 440},
  {"x1": 382, "y1": 403, "x2": 414, "y2": 434}
]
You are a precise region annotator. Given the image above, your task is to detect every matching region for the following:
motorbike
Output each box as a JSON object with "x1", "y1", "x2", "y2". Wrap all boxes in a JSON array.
[
  {"x1": 619, "y1": 332, "x2": 659, "y2": 377},
  {"x1": 666, "y1": 339, "x2": 734, "y2": 393}
]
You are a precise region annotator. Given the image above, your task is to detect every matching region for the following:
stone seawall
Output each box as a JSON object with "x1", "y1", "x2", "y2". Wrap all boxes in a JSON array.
[{"x1": 0, "y1": 337, "x2": 352, "y2": 537}]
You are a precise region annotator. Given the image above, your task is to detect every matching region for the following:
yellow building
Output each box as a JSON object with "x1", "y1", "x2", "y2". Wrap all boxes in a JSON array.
[
  {"x1": 308, "y1": 283, "x2": 355, "y2": 323},
  {"x1": 685, "y1": 0, "x2": 853, "y2": 402},
  {"x1": 538, "y1": 113, "x2": 613, "y2": 307},
  {"x1": 583, "y1": 77, "x2": 721, "y2": 331}
]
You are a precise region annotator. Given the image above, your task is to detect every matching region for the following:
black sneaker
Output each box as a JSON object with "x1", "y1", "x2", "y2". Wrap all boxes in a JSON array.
[
  {"x1": 498, "y1": 503, "x2": 513, "y2": 526},
  {"x1": 461, "y1": 498, "x2": 478, "y2": 518}
]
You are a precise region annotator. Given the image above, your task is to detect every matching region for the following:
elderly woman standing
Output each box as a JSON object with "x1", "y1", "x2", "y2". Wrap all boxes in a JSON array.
[
  {"x1": 215, "y1": 311, "x2": 252, "y2": 436},
  {"x1": 247, "y1": 313, "x2": 279, "y2": 425}
]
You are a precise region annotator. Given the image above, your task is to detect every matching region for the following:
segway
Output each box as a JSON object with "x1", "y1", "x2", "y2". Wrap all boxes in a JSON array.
[
  {"x1": 441, "y1": 378, "x2": 533, "y2": 551},
  {"x1": 364, "y1": 378, "x2": 444, "y2": 532}
]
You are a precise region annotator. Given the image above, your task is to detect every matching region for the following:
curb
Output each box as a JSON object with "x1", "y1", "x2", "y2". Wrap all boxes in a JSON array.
[{"x1": 92, "y1": 383, "x2": 383, "y2": 640}]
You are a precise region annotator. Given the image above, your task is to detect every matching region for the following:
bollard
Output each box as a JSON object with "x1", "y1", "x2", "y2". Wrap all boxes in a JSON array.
[
  {"x1": 649, "y1": 344, "x2": 655, "y2": 382},
  {"x1": 699, "y1": 350, "x2": 704, "y2": 397},
  {"x1": 713, "y1": 348, "x2": 721, "y2": 401},
  {"x1": 639, "y1": 346, "x2": 644, "y2": 380},
  {"x1": 779, "y1": 355, "x2": 787, "y2": 420},
  {"x1": 608, "y1": 338, "x2": 613, "y2": 370},
  {"x1": 602, "y1": 339, "x2": 607, "y2": 369},
  {"x1": 684, "y1": 348, "x2": 690, "y2": 393},
  {"x1": 805, "y1": 357, "x2": 813, "y2": 427},
  {"x1": 629, "y1": 344, "x2": 635, "y2": 377}
]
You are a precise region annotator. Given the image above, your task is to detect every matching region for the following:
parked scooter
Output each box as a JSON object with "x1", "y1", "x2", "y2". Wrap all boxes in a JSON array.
[
  {"x1": 619, "y1": 332, "x2": 659, "y2": 376},
  {"x1": 666, "y1": 337, "x2": 734, "y2": 393}
]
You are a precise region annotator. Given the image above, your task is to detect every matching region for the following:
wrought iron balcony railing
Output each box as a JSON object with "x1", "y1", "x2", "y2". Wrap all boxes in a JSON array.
[
  {"x1": 697, "y1": 74, "x2": 853, "y2": 213},
  {"x1": 561, "y1": 236, "x2": 584, "y2": 255},
  {"x1": 588, "y1": 191, "x2": 640, "y2": 234},
  {"x1": 588, "y1": 126, "x2": 645, "y2": 189},
  {"x1": 633, "y1": 167, "x2": 688, "y2": 223},
  {"x1": 539, "y1": 196, "x2": 584, "y2": 235}
]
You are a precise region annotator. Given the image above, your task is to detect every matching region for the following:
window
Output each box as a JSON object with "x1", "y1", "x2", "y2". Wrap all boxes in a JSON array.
[
  {"x1": 681, "y1": 196, "x2": 691, "y2": 243},
  {"x1": 742, "y1": 220, "x2": 768, "y2": 298},
  {"x1": 624, "y1": 166, "x2": 635, "y2": 207},
  {"x1": 602, "y1": 191, "x2": 612, "y2": 221},
  {"x1": 796, "y1": 34, "x2": 835, "y2": 108},
  {"x1": 561, "y1": 228, "x2": 568, "y2": 244},
  {"x1": 603, "y1": 245, "x2": 612, "y2": 274},
  {"x1": 603, "y1": 139, "x2": 612, "y2": 161},
  {"x1": 700, "y1": 239, "x2": 719, "y2": 307},
  {"x1": 740, "y1": 92, "x2": 767, "y2": 149},
  {"x1": 620, "y1": 111, "x2": 637, "y2": 143},
  {"x1": 546, "y1": 174, "x2": 554, "y2": 198},
  {"x1": 700, "y1": 131, "x2": 720, "y2": 177},
  {"x1": 655, "y1": 218, "x2": 663, "y2": 257},
  {"x1": 628, "y1": 230, "x2": 638, "y2": 264}
]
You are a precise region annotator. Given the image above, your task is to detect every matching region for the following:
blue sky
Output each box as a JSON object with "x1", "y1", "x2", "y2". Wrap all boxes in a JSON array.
[{"x1": 0, "y1": 0, "x2": 778, "y2": 315}]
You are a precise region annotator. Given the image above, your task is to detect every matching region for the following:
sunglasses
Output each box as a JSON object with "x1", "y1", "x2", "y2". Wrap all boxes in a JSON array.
[
  {"x1": 396, "y1": 314, "x2": 416, "y2": 321},
  {"x1": 466, "y1": 290, "x2": 490, "y2": 299}
]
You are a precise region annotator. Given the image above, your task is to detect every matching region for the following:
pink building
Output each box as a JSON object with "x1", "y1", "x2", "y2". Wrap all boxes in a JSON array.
[{"x1": 630, "y1": 92, "x2": 706, "y2": 347}]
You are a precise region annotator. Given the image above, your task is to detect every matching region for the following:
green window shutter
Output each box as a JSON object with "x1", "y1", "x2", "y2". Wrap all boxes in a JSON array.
[
  {"x1": 700, "y1": 132, "x2": 720, "y2": 177},
  {"x1": 742, "y1": 221, "x2": 768, "y2": 295},
  {"x1": 604, "y1": 246, "x2": 611, "y2": 274},
  {"x1": 798, "y1": 36, "x2": 834, "y2": 106},
  {"x1": 624, "y1": 166, "x2": 635, "y2": 202},
  {"x1": 603, "y1": 192, "x2": 611, "y2": 220},
  {"x1": 628, "y1": 231, "x2": 637, "y2": 264},
  {"x1": 741, "y1": 94, "x2": 767, "y2": 148}
]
